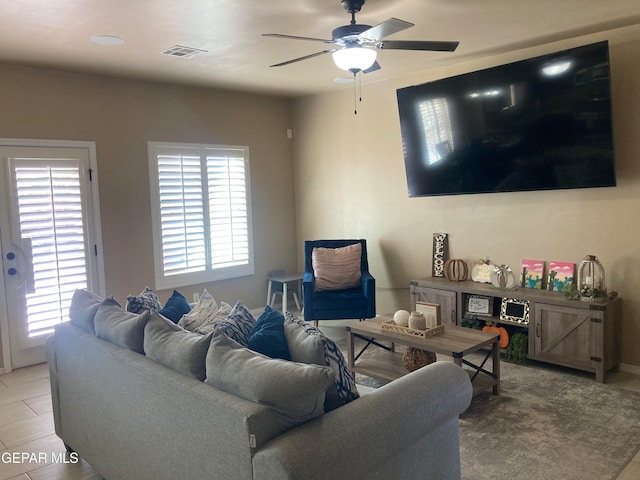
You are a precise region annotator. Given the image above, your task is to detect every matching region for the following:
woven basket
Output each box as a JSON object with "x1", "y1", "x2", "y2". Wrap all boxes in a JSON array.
[{"x1": 403, "y1": 347, "x2": 437, "y2": 372}]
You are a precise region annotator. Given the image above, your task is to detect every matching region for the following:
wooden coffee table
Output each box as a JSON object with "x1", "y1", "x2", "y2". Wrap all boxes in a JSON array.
[{"x1": 347, "y1": 315, "x2": 501, "y2": 396}]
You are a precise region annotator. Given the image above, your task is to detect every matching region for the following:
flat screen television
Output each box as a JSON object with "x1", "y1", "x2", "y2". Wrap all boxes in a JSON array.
[{"x1": 396, "y1": 41, "x2": 616, "y2": 197}]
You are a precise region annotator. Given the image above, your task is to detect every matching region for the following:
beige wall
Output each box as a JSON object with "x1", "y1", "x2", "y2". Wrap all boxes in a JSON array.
[
  {"x1": 292, "y1": 25, "x2": 640, "y2": 368},
  {"x1": 0, "y1": 64, "x2": 298, "y2": 367}
]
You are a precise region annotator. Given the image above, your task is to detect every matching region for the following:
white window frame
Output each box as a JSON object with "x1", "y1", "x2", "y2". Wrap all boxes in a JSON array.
[{"x1": 148, "y1": 141, "x2": 254, "y2": 290}]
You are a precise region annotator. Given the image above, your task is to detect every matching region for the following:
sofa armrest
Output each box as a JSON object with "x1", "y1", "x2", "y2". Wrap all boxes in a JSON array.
[{"x1": 252, "y1": 361, "x2": 472, "y2": 480}]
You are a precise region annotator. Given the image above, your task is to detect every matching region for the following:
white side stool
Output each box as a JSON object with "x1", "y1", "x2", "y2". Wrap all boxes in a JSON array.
[{"x1": 267, "y1": 270, "x2": 303, "y2": 313}]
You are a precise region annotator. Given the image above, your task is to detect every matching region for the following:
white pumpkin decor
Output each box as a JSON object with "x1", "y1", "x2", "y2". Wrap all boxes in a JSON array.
[{"x1": 393, "y1": 309, "x2": 410, "y2": 326}]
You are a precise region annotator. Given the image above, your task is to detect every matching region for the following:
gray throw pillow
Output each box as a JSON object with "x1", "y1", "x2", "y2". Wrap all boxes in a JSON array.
[
  {"x1": 284, "y1": 313, "x2": 360, "y2": 411},
  {"x1": 68, "y1": 288, "x2": 103, "y2": 333},
  {"x1": 205, "y1": 330, "x2": 334, "y2": 428},
  {"x1": 94, "y1": 297, "x2": 149, "y2": 354},
  {"x1": 144, "y1": 311, "x2": 213, "y2": 380}
]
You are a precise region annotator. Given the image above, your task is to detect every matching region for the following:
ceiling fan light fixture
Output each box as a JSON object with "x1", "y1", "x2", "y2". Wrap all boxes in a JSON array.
[{"x1": 332, "y1": 46, "x2": 377, "y2": 72}]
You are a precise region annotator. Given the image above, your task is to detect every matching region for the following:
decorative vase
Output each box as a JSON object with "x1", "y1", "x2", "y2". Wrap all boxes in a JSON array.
[
  {"x1": 393, "y1": 310, "x2": 410, "y2": 326},
  {"x1": 408, "y1": 311, "x2": 426, "y2": 330},
  {"x1": 577, "y1": 255, "x2": 606, "y2": 302}
]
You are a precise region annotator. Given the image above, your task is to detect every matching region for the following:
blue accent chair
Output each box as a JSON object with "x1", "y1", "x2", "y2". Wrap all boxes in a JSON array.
[{"x1": 303, "y1": 239, "x2": 376, "y2": 325}]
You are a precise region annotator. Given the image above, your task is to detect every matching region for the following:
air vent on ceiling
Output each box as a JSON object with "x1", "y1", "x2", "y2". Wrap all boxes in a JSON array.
[{"x1": 160, "y1": 45, "x2": 208, "y2": 58}]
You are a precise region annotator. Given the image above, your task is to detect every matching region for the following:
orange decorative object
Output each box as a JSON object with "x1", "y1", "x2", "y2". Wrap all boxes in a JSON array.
[
  {"x1": 444, "y1": 259, "x2": 469, "y2": 282},
  {"x1": 482, "y1": 324, "x2": 510, "y2": 348}
]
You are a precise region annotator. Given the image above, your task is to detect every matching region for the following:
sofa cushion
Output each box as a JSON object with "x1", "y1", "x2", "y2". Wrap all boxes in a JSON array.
[
  {"x1": 248, "y1": 306, "x2": 291, "y2": 360},
  {"x1": 126, "y1": 287, "x2": 161, "y2": 314},
  {"x1": 284, "y1": 313, "x2": 359, "y2": 411},
  {"x1": 312, "y1": 243, "x2": 361, "y2": 291},
  {"x1": 178, "y1": 289, "x2": 231, "y2": 335},
  {"x1": 157, "y1": 290, "x2": 191, "y2": 323},
  {"x1": 69, "y1": 288, "x2": 103, "y2": 334},
  {"x1": 95, "y1": 297, "x2": 149, "y2": 354},
  {"x1": 215, "y1": 301, "x2": 256, "y2": 346},
  {"x1": 205, "y1": 330, "x2": 333, "y2": 430},
  {"x1": 144, "y1": 311, "x2": 212, "y2": 380}
]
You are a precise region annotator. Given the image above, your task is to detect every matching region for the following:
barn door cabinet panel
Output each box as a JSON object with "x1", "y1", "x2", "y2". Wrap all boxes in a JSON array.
[
  {"x1": 410, "y1": 277, "x2": 621, "y2": 382},
  {"x1": 532, "y1": 303, "x2": 599, "y2": 372},
  {"x1": 410, "y1": 286, "x2": 457, "y2": 325}
]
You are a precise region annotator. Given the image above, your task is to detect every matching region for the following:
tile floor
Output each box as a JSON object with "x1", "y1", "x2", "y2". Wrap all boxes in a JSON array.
[{"x1": 0, "y1": 361, "x2": 639, "y2": 480}]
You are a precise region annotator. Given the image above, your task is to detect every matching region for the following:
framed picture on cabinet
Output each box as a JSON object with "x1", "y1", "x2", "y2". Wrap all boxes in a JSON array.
[
  {"x1": 466, "y1": 294, "x2": 493, "y2": 317},
  {"x1": 415, "y1": 301, "x2": 441, "y2": 328},
  {"x1": 500, "y1": 297, "x2": 530, "y2": 324}
]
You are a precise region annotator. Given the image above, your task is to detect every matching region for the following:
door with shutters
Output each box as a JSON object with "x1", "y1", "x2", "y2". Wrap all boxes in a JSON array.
[{"x1": 0, "y1": 141, "x2": 104, "y2": 370}]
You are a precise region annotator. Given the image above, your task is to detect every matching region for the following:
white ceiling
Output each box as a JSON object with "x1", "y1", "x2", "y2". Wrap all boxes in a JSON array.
[{"x1": 2, "y1": 0, "x2": 640, "y2": 97}]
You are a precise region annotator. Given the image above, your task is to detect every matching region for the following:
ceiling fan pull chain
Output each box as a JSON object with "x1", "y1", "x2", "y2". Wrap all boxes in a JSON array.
[{"x1": 353, "y1": 72, "x2": 358, "y2": 114}]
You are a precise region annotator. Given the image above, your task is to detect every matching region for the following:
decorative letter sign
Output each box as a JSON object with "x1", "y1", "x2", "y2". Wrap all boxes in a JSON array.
[{"x1": 432, "y1": 233, "x2": 449, "y2": 278}]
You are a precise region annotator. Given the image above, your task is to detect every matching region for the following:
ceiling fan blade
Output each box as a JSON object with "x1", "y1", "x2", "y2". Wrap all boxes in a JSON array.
[
  {"x1": 269, "y1": 49, "x2": 336, "y2": 67},
  {"x1": 378, "y1": 40, "x2": 459, "y2": 52},
  {"x1": 363, "y1": 61, "x2": 381, "y2": 74},
  {"x1": 360, "y1": 18, "x2": 414, "y2": 41},
  {"x1": 262, "y1": 33, "x2": 333, "y2": 43}
]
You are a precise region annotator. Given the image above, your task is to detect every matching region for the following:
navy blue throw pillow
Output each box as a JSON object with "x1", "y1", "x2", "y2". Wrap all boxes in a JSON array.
[
  {"x1": 248, "y1": 306, "x2": 291, "y2": 360},
  {"x1": 158, "y1": 290, "x2": 191, "y2": 323}
]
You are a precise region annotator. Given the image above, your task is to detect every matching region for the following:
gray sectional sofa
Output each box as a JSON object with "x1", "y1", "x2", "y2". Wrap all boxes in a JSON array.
[{"x1": 46, "y1": 290, "x2": 473, "y2": 480}]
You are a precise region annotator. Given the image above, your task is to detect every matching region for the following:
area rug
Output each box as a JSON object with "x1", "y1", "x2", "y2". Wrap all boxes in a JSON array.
[
  {"x1": 346, "y1": 338, "x2": 640, "y2": 480},
  {"x1": 457, "y1": 359, "x2": 640, "y2": 480}
]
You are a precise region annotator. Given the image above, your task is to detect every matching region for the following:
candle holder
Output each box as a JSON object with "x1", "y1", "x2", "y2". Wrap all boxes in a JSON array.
[{"x1": 577, "y1": 255, "x2": 606, "y2": 302}]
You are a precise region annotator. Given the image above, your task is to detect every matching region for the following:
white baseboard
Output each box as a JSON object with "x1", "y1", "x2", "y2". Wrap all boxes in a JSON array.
[{"x1": 620, "y1": 363, "x2": 640, "y2": 375}]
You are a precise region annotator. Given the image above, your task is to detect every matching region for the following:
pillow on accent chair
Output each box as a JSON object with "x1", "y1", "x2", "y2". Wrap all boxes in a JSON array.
[
  {"x1": 144, "y1": 311, "x2": 212, "y2": 380},
  {"x1": 248, "y1": 306, "x2": 291, "y2": 360},
  {"x1": 69, "y1": 288, "x2": 103, "y2": 333},
  {"x1": 205, "y1": 330, "x2": 334, "y2": 430},
  {"x1": 178, "y1": 289, "x2": 231, "y2": 335},
  {"x1": 215, "y1": 301, "x2": 256, "y2": 347},
  {"x1": 312, "y1": 243, "x2": 362, "y2": 291},
  {"x1": 284, "y1": 312, "x2": 360, "y2": 411},
  {"x1": 95, "y1": 297, "x2": 149, "y2": 354},
  {"x1": 126, "y1": 287, "x2": 161, "y2": 314},
  {"x1": 158, "y1": 290, "x2": 191, "y2": 324}
]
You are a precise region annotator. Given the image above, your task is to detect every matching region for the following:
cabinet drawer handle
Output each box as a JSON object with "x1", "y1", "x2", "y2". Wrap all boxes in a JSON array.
[{"x1": 536, "y1": 323, "x2": 540, "y2": 337}]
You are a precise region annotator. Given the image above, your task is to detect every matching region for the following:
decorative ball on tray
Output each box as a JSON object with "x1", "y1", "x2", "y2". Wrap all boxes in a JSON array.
[
  {"x1": 403, "y1": 347, "x2": 437, "y2": 372},
  {"x1": 393, "y1": 309, "x2": 410, "y2": 327}
]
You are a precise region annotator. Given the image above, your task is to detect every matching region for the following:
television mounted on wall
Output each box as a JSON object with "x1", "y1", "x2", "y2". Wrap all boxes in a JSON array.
[{"x1": 396, "y1": 41, "x2": 616, "y2": 197}]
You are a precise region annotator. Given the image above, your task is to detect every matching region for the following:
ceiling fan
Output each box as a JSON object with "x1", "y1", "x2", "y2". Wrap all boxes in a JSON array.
[{"x1": 263, "y1": 0, "x2": 459, "y2": 74}]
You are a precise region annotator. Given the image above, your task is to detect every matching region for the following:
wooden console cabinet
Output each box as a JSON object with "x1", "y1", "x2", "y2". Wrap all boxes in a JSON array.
[{"x1": 410, "y1": 277, "x2": 621, "y2": 383}]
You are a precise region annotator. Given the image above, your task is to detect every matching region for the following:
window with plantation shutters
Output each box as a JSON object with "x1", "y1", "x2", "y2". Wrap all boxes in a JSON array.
[
  {"x1": 148, "y1": 142, "x2": 254, "y2": 289},
  {"x1": 12, "y1": 160, "x2": 89, "y2": 340}
]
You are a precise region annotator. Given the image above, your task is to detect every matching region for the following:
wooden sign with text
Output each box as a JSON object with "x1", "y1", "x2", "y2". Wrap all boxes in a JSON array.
[{"x1": 432, "y1": 233, "x2": 449, "y2": 277}]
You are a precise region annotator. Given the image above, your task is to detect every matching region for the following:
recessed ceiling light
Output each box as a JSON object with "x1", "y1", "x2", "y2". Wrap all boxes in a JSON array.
[{"x1": 90, "y1": 35, "x2": 125, "y2": 46}]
